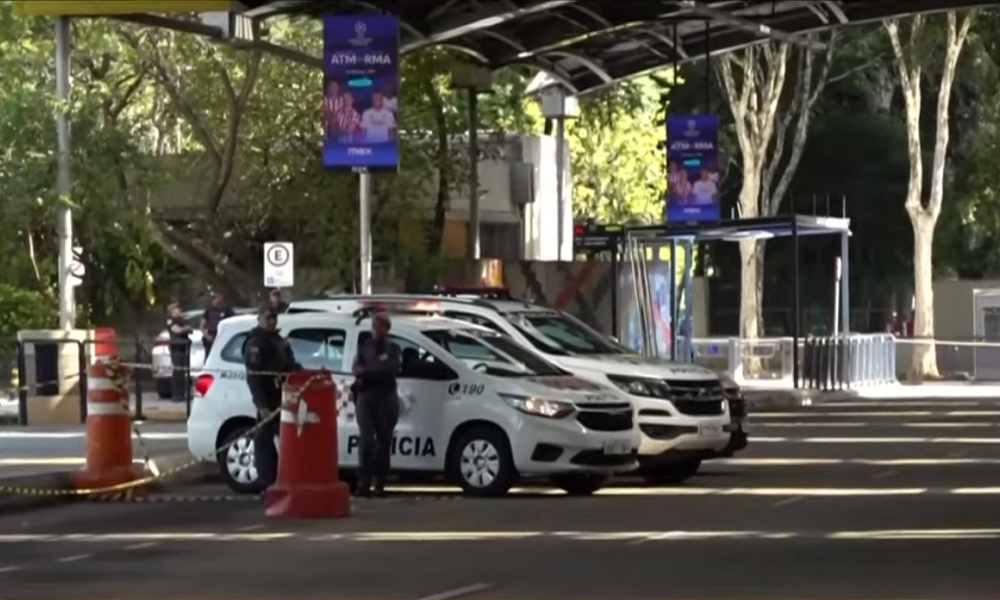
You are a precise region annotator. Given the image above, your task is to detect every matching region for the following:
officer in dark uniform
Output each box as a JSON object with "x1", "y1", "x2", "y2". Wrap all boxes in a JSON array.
[
  {"x1": 200, "y1": 291, "x2": 235, "y2": 357},
  {"x1": 269, "y1": 289, "x2": 289, "y2": 313},
  {"x1": 166, "y1": 301, "x2": 193, "y2": 402},
  {"x1": 243, "y1": 305, "x2": 299, "y2": 489},
  {"x1": 352, "y1": 313, "x2": 401, "y2": 497}
]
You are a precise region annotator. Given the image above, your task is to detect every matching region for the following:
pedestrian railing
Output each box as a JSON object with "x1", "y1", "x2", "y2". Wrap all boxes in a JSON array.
[{"x1": 802, "y1": 334, "x2": 897, "y2": 391}]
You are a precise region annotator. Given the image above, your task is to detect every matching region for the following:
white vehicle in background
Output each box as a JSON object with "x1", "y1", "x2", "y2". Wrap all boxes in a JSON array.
[
  {"x1": 287, "y1": 290, "x2": 747, "y2": 484},
  {"x1": 188, "y1": 311, "x2": 641, "y2": 496},
  {"x1": 151, "y1": 308, "x2": 252, "y2": 398}
]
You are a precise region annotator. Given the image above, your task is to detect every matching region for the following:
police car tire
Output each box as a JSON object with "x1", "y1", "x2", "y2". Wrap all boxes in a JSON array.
[
  {"x1": 217, "y1": 427, "x2": 265, "y2": 495},
  {"x1": 641, "y1": 459, "x2": 702, "y2": 485},
  {"x1": 450, "y1": 426, "x2": 518, "y2": 497},
  {"x1": 550, "y1": 474, "x2": 608, "y2": 496}
]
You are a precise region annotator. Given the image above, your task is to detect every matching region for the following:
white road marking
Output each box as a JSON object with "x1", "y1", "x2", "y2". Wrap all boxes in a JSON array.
[
  {"x1": 0, "y1": 566, "x2": 21, "y2": 574},
  {"x1": 416, "y1": 583, "x2": 493, "y2": 600},
  {"x1": 56, "y1": 554, "x2": 91, "y2": 563},
  {"x1": 753, "y1": 422, "x2": 995, "y2": 428},
  {"x1": 125, "y1": 542, "x2": 158, "y2": 550},
  {"x1": 753, "y1": 411, "x2": 1000, "y2": 418},
  {"x1": 237, "y1": 524, "x2": 265, "y2": 532},
  {"x1": 770, "y1": 496, "x2": 804, "y2": 508},
  {"x1": 871, "y1": 470, "x2": 898, "y2": 481},
  {"x1": 752, "y1": 436, "x2": 1000, "y2": 443},
  {"x1": 714, "y1": 457, "x2": 1000, "y2": 466},
  {"x1": 806, "y1": 401, "x2": 985, "y2": 408}
]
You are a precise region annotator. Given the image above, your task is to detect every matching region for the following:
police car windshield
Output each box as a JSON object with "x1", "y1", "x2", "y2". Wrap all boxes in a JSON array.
[
  {"x1": 505, "y1": 312, "x2": 628, "y2": 356},
  {"x1": 423, "y1": 329, "x2": 567, "y2": 377}
]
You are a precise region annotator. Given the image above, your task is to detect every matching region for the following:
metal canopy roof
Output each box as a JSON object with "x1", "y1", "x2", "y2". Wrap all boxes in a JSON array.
[{"x1": 230, "y1": 0, "x2": 997, "y2": 95}]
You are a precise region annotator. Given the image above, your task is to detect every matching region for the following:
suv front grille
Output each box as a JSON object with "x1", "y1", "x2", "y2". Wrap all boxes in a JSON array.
[
  {"x1": 665, "y1": 379, "x2": 725, "y2": 416},
  {"x1": 576, "y1": 409, "x2": 634, "y2": 432}
]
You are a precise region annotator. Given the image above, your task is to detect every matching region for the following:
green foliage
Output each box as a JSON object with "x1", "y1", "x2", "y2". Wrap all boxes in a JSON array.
[
  {"x1": 0, "y1": 284, "x2": 57, "y2": 346},
  {"x1": 569, "y1": 75, "x2": 669, "y2": 223}
]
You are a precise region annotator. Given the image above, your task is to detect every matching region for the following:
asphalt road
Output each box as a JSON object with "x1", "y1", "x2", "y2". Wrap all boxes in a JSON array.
[{"x1": 3, "y1": 397, "x2": 1000, "y2": 599}]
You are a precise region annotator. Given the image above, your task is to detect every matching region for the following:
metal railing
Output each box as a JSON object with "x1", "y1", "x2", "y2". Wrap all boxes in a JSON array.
[
  {"x1": 802, "y1": 334, "x2": 896, "y2": 390},
  {"x1": 691, "y1": 334, "x2": 897, "y2": 390}
]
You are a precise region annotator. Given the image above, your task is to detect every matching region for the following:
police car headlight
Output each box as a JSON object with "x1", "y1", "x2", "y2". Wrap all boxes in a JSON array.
[
  {"x1": 500, "y1": 394, "x2": 574, "y2": 419},
  {"x1": 607, "y1": 375, "x2": 671, "y2": 398}
]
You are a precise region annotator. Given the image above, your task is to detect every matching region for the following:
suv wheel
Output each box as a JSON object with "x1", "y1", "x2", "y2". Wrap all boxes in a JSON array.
[
  {"x1": 550, "y1": 473, "x2": 608, "y2": 496},
  {"x1": 449, "y1": 426, "x2": 517, "y2": 497},
  {"x1": 641, "y1": 459, "x2": 702, "y2": 485},
  {"x1": 218, "y1": 427, "x2": 264, "y2": 494}
]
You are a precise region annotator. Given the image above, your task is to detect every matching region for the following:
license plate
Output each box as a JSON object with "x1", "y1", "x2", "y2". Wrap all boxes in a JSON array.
[
  {"x1": 699, "y1": 423, "x2": 723, "y2": 437},
  {"x1": 602, "y1": 440, "x2": 632, "y2": 455}
]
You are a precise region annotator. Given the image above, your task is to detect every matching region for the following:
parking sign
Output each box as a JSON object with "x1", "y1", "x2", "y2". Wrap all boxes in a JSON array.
[{"x1": 263, "y1": 242, "x2": 294, "y2": 288}]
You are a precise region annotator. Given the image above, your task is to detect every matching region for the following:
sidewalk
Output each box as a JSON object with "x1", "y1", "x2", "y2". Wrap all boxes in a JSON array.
[{"x1": 0, "y1": 393, "x2": 187, "y2": 425}]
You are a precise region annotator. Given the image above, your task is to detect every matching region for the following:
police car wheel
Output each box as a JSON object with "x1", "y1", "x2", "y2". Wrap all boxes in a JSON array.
[
  {"x1": 641, "y1": 459, "x2": 702, "y2": 485},
  {"x1": 550, "y1": 474, "x2": 608, "y2": 496},
  {"x1": 218, "y1": 428, "x2": 265, "y2": 495},
  {"x1": 450, "y1": 426, "x2": 517, "y2": 497}
]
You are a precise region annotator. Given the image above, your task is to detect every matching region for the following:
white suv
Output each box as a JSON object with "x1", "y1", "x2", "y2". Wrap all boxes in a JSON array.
[
  {"x1": 188, "y1": 312, "x2": 640, "y2": 496},
  {"x1": 287, "y1": 292, "x2": 747, "y2": 484}
]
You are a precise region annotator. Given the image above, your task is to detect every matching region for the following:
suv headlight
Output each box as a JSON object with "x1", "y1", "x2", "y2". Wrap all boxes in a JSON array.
[
  {"x1": 500, "y1": 394, "x2": 574, "y2": 419},
  {"x1": 606, "y1": 375, "x2": 671, "y2": 398}
]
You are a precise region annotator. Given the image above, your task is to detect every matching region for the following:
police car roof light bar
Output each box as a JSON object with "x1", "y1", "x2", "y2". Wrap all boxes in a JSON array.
[
  {"x1": 352, "y1": 300, "x2": 443, "y2": 324},
  {"x1": 430, "y1": 285, "x2": 513, "y2": 300}
]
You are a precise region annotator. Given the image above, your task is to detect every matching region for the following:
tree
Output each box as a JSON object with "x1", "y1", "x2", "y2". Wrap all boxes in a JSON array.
[
  {"x1": 569, "y1": 76, "x2": 668, "y2": 223},
  {"x1": 715, "y1": 34, "x2": 836, "y2": 342},
  {"x1": 884, "y1": 12, "x2": 975, "y2": 378}
]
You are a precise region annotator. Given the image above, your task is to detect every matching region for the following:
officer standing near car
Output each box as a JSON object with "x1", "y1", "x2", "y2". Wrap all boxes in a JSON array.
[
  {"x1": 243, "y1": 305, "x2": 300, "y2": 490},
  {"x1": 352, "y1": 313, "x2": 401, "y2": 497},
  {"x1": 201, "y1": 291, "x2": 235, "y2": 357},
  {"x1": 166, "y1": 301, "x2": 193, "y2": 403}
]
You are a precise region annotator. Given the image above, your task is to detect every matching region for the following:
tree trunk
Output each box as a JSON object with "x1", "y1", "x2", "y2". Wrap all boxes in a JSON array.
[
  {"x1": 910, "y1": 214, "x2": 938, "y2": 379},
  {"x1": 739, "y1": 239, "x2": 764, "y2": 339}
]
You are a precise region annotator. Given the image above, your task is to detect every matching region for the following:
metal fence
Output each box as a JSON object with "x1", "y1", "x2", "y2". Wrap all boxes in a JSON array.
[
  {"x1": 802, "y1": 334, "x2": 897, "y2": 391},
  {"x1": 5, "y1": 335, "x2": 193, "y2": 426}
]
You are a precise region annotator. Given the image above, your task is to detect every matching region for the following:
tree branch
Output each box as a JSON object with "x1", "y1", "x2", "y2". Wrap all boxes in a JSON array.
[{"x1": 209, "y1": 50, "x2": 263, "y2": 214}]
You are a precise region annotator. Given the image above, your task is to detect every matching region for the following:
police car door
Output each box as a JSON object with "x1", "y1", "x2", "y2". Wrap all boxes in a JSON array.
[
  {"x1": 282, "y1": 327, "x2": 353, "y2": 467},
  {"x1": 349, "y1": 331, "x2": 454, "y2": 471}
]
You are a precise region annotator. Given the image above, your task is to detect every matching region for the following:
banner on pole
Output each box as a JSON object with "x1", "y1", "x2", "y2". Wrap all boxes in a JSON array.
[
  {"x1": 14, "y1": 1, "x2": 232, "y2": 15},
  {"x1": 322, "y1": 14, "x2": 400, "y2": 171},
  {"x1": 665, "y1": 114, "x2": 720, "y2": 222}
]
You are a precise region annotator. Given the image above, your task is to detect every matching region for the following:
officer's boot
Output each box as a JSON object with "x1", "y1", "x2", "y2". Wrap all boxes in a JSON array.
[{"x1": 372, "y1": 478, "x2": 386, "y2": 498}]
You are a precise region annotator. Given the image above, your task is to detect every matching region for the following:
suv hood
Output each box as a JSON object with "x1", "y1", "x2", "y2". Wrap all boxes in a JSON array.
[
  {"x1": 555, "y1": 354, "x2": 719, "y2": 381},
  {"x1": 507, "y1": 375, "x2": 627, "y2": 405}
]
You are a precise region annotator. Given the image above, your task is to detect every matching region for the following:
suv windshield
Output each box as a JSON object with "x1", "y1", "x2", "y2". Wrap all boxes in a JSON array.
[
  {"x1": 506, "y1": 312, "x2": 628, "y2": 356},
  {"x1": 423, "y1": 329, "x2": 567, "y2": 377}
]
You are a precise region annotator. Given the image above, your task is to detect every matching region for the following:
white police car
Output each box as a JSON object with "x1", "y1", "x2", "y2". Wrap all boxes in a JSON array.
[
  {"x1": 287, "y1": 292, "x2": 745, "y2": 484},
  {"x1": 187, "y1": 311, "x2": 640, "y2": 496}
]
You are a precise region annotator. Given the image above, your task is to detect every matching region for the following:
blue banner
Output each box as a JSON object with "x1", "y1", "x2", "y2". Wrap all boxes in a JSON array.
[
  {"x1": 323, "y1": 15, "x2": 399, "y2": 171},
  {"x1": 665, "y1": 114, "x2": 720, "y2": 222}
]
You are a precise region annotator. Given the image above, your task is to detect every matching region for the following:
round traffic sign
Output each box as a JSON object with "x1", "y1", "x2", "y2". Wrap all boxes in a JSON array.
[{"x1": 267, "y1": 244, "x2": 290, "y2": 267}]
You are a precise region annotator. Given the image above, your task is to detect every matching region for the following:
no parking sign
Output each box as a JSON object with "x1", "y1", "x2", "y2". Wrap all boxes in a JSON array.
[{"x1": 263, "y1": 242, "x2": 294, "y2": 288}]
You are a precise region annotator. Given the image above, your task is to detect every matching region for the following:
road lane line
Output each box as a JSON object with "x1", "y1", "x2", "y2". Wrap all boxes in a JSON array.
[
  {"x1": 125, "y1": 542, "x2": 158, "y2": 550},
  {"x1": 753, "y1": 410, "x2": 1000, "y2": 417},
  {"x1": 872, "y1": 470, "x2": 898, "y2": 480},
  {"x1": 714, "y1": 458, "x2": 1000, "y2": 466},
  {"x1": 770, "y1": 496, "x2": 803, "y2": 508},
  {"x1": 56, "y1": 554, "x2": 91, "y2": 563},
  {"x1": 752, "y1": 436, "x2": 1000, "y2": 443},
  {"x1": 0, "y1": 566, "x2": 21, "y2": 574},
  {"x1": 416, "y1": 583, "x2": 493, "y2": 600},
  {"x1": 238, "y1": 524, "x2": 265, "y2": 532}
]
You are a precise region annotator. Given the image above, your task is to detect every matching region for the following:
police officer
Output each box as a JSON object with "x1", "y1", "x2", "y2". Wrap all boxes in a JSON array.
[
  {"x1": 243, "y1": 305, "x2": 299, "y2": 489},
  {"x1": 351, "y1": 313, "x2": 401, "y2": 497},
  {"x1": 269, "y1": 289, "x2": 289, "y2": 313},
  {"x1": 200, "y1": 291, "x2": 235, "y2": 357},
  {"x1": 166, "y1": 301, "x2": 192, "y2": 402}
]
